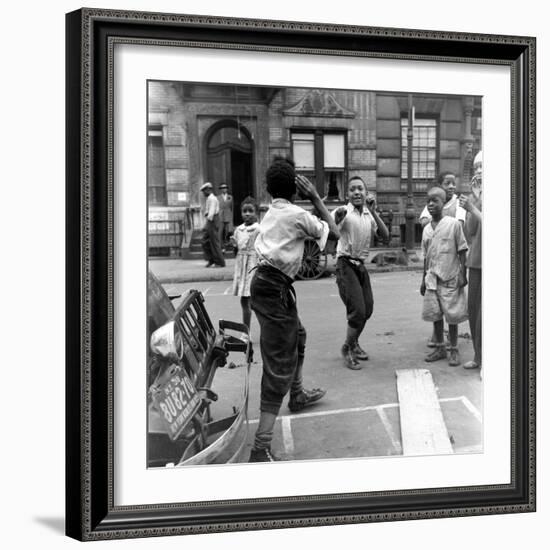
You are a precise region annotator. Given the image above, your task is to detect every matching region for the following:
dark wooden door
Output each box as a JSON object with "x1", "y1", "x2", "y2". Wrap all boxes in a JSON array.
[{"x1": 230, "y1": 150, "x2": 253, "y2": 226}]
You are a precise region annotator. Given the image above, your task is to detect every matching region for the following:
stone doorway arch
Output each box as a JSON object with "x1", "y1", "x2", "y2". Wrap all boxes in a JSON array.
[{"x1": 205, "y1": 121, "x2": 254, "y2": 227}]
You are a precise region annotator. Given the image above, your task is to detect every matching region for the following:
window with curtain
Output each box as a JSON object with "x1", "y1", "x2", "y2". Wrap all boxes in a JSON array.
[{"x1": 291, "y1": 130, "x2": 346, "y2": 200}]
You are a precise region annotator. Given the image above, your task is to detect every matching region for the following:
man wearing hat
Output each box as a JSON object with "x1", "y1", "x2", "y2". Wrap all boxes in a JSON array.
[
  {"x1": 218, "y1": 183, "x2": 234, "y2": 249},
  {"x1": 200, "y1": 182, "x2": 226, "y2": 267}
]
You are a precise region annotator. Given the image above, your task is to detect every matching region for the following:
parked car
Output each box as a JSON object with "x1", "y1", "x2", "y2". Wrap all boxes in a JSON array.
[{"x1": 147, "y1": 271, "x2": 251, "y2": 467}]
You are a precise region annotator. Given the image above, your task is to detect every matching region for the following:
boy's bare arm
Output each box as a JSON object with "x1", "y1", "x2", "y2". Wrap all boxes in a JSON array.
[
  {"x1": 459, "y1": 194, "x2": 482, "y2": 223},
  {"x1": 457, "y1": 249, "x2": 468, "y2": 287},
  {"x1": 296, "y1": 175, "x2": 341, "y2": 239},
  {"x1": 367, "y1": 199, "x2": 390, "y2": 241},
  {"x1": 420, "y1": 257, "x2": 427, "y2": 296}
]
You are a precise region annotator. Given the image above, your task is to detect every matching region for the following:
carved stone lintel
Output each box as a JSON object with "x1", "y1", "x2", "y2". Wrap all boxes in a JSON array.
[{"x1": 283, "y1": 90, "x2": 355, "y2": 118}]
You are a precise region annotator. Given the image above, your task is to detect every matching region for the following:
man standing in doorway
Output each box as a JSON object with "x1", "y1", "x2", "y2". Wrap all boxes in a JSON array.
[
  {"x1": 200, "y1": 182, "x2": 226, "y2": 268},
  {"x1": 218, "y1": 183, "x2": 234, "y2": 250}
]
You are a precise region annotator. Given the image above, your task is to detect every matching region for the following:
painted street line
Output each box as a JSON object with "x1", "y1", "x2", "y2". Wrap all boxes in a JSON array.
[
  {"x1": 460, "y1": 395, "x2": 482, "y2": 423},
  {"x1": 248, "y1": 396, "x2": 475, "y2": 423},
  {"x1": 281, "y1": 416, "x2": 295, "y2": 458},
  {"x1": 376, "y1": 406, "x2": 403, "y2": 454}
]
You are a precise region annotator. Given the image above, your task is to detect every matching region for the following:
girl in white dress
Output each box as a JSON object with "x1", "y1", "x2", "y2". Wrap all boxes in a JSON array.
[{"x1": 231, "y1": 197, "x2": 260, "y2": 329}]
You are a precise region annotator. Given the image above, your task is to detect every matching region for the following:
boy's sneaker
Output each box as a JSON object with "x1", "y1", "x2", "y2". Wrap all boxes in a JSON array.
[
  {"x1": 248, "y1": 448, "x2": 280, "y2": 462},
  {"x1": 425, "y1": 345, "x2": 447, "y2": 362},
  {"x1": 342, "y1": 344, "x2": 361, "y2": 370},
  {"x1": 288, "y1": 388, "x2": 326, "y2": 412},
  {"x1": 353, "y1": 342, "x2": 369, "y2": 361},
  {"x1": 448, "y1": 347, "x2": 461, "y2": 367}
]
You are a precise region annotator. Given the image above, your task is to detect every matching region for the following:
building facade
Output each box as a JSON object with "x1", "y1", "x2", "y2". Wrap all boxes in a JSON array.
[{"x1": 148, "y1": 82, "x2": 481, "y2": 256}]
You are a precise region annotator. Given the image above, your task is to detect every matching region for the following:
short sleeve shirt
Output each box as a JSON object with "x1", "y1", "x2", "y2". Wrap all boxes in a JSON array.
[
  {"x1": 422, "y1": 216, "x2": 468, "y2": 288},
  {"x1": 254, "y1": 199, "x2": 329, "y2": 279},
  {"x1": 331, "y1": 203, "x2": 377, "y2": 261},
  {"x1": 205, "y1": 194, "x2": 220, "y2": 220}
]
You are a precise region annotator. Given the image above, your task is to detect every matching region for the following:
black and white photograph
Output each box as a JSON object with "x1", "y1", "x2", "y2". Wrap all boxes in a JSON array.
[
  {"x1": 2, "y1": 0, "x2": 544, "y2": 546},
  {"x1": 61, "y1": 4, "x2": 536, "y2": 542},
  {"x1": 146, "y1": 81, "x2": 484, "y2": 467}
]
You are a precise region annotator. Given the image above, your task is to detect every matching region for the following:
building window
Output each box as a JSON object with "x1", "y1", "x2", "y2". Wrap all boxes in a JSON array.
[
  {"x1": 148, "y1": 127, "x2": 167, "y2": 206},
  {"x1": 291, "y1": 130, "x2": 346, "y2": 201},
  {"x1": 400, "y1": 118, "x2": 437, "y2": 180}
]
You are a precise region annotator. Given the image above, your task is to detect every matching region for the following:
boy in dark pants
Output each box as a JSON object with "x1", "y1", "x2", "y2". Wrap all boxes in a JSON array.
[
  {"x1": 332, "y1": 177, "x2": 389, "y2": 369},
  {"x1": 248, "y1": 157, "x2": 340, "y2": 462}
]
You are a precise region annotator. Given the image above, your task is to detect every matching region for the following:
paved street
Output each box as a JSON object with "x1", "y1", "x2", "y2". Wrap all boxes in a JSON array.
[{"x1": 165, "y1": 271, "x2": 482, "y2": 463}]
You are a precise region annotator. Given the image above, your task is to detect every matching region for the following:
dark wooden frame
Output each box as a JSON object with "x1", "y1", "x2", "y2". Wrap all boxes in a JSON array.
[{"x1": 66, "y1": 8, "x2": 536, "y2": 541}]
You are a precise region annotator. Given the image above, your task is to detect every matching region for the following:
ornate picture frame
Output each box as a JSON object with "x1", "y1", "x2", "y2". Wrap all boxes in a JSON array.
[{"x1": 66, "y1": 8, "x2": 536, "y2": 541}]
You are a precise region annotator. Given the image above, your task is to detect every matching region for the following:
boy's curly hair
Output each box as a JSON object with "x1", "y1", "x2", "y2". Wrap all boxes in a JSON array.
[{"x1": 266, "y1": 156, "x2": 296, "y2": 200}]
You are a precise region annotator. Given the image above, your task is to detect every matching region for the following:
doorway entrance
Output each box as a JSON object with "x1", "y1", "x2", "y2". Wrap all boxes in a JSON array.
[{"x1": 206, "y1": 122, "x2": 254, "y2": 227}]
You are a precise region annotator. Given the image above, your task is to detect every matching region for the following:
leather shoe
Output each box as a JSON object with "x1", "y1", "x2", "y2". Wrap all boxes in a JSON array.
[
  {"x1": 425, "y1": 345, "x2": 447, "y2": 362},
  {"x1": 448, "y1": 347, "x2": 461, "y2": 367},
  {"x1": 353, "y1": 342, "x2": 369, "y2": 360},
  {"x1": 342, "y1": 344, "x2": 361, "y2": 370},
  {"x1": 288, "y1": 388, "x2": 326, "y2": 412},
  {"x1": 249, "y1": 448, "x2": 280, "y2": 462}
]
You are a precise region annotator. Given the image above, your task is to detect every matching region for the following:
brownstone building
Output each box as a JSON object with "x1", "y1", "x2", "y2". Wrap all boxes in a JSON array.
[{"x1": 147, "y1": 81, "x2": 481, "y2": 256}]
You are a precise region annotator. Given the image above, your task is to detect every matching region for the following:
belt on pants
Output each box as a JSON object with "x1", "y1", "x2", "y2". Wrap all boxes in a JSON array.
[{"x1": 340, "y1": 256, "x2": 365, "y2": 267}]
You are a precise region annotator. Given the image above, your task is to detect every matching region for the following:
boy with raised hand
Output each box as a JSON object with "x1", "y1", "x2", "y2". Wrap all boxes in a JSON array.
[
  {"x1": 460, "y1": 151, "x2": 483, "y2": 375},
  {"x1": 332, "y1": 177, "x2": 389, "y2": 370},
  {"x1": 248, "y1": 157, "x2": 341, "y2": 463},
  {"x1": 420, "y1": 186, "x2": 469, "y2": 367}
]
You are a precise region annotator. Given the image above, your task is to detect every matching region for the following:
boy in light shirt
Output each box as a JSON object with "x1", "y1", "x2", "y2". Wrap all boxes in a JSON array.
[
  {"x1": 331, "y1": 177, "x2": 389, "y2": 369},
  {"x1": 420, "y1": 186, "x2": 468, "y2": 367},
  {"x1": 420, "y1": 172, "x2": 465, "y2": 349},
  {"x1": 248, "y1": 157, "x2": 340, "y2": 462}
]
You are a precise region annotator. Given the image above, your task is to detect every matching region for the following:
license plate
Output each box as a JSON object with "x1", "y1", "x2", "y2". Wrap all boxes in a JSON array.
[{"x1": 151, "y1": 365, "x2": 202, "y2": 441}]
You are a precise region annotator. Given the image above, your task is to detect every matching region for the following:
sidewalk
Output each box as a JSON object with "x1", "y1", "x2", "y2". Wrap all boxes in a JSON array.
[{"x1": 150, "y1": 248, "x2": 424, "y2": 283}]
